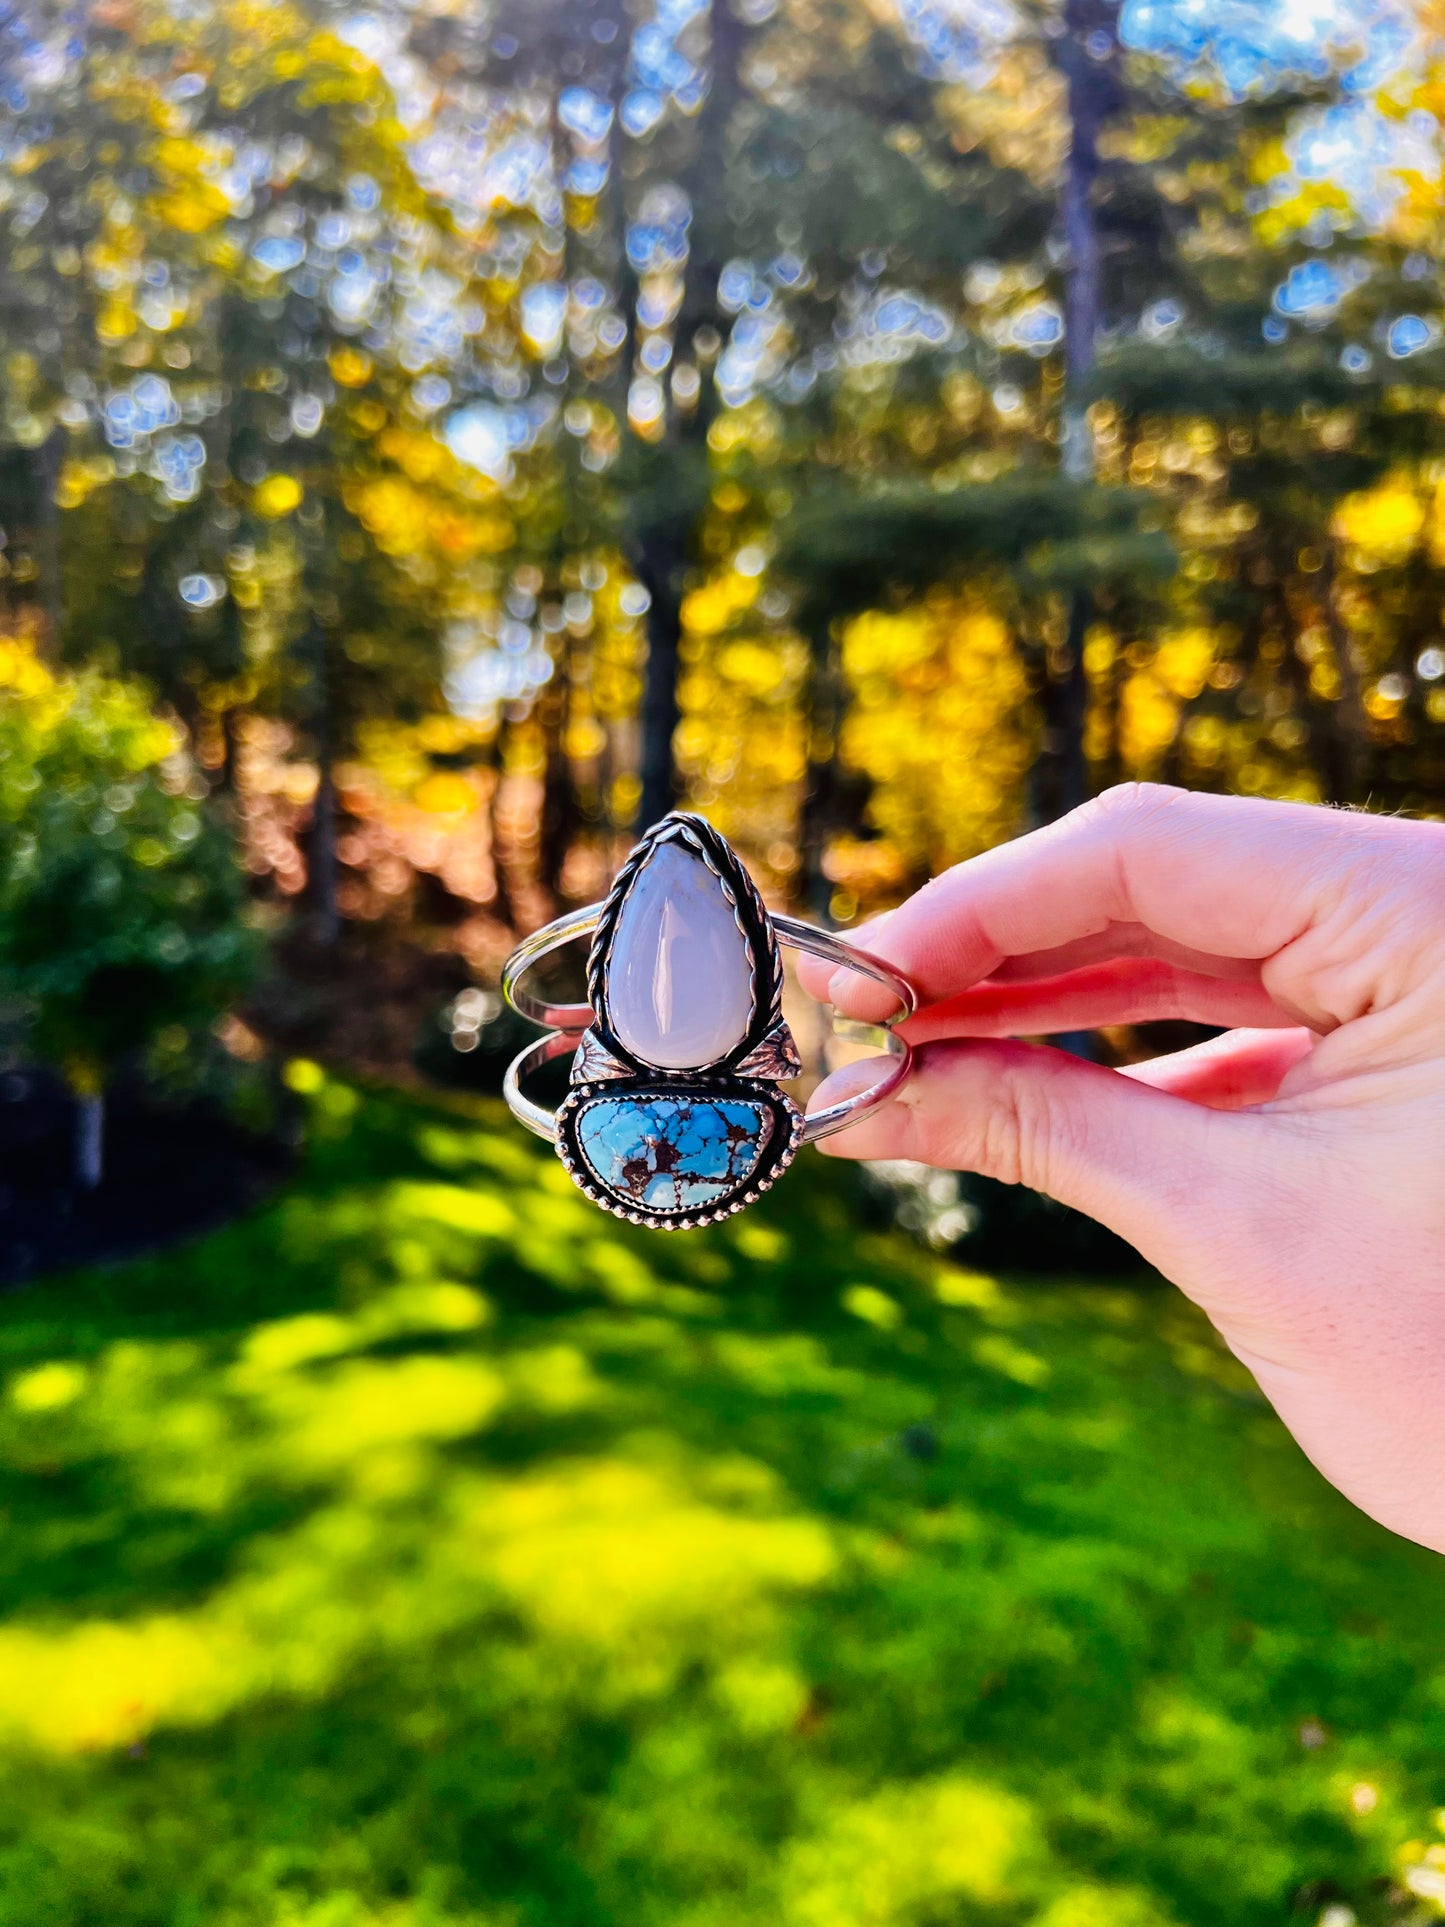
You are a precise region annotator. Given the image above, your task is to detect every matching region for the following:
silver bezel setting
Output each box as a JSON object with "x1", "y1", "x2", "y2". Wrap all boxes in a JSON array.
[
  {"x1": 555, "y1": 1079, "x2": 806, "y2": 1231},
  {"x1": 582, "y1": 813, "x2": 802, "y2": 1083}
]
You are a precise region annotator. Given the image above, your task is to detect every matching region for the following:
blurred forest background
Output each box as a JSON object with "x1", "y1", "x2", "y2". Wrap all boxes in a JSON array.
[
  {"x1": 7, "y1": 1, "x2": 1445, "y2": 1923},
  {"x1": 4, "y1": 0, "x2": 1445, "y2": 1024}
]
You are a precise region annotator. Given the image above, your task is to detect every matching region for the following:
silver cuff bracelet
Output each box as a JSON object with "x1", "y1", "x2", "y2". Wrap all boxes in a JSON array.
[{"x1": 499, "y1": 811, "x2": 917, "y2": 1229}]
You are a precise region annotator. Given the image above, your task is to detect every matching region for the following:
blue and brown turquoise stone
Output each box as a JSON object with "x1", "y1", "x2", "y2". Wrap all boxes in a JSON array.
[{"x1": 574, "y1": 1092, "x2": 774, "y2": 1215}]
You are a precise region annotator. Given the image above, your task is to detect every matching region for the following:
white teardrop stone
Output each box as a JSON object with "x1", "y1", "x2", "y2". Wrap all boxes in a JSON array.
[{"x1": 607, "y1": 840, "x2": 755, "y2": 1070}]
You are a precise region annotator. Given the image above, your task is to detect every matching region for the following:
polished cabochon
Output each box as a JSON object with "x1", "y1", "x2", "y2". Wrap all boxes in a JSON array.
[{"x1": 604, "y1": 839, "x2": 756, "y2": 1071}]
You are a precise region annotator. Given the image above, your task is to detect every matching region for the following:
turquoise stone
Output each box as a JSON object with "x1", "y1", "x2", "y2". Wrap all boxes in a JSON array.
[{"x1": 574, "y1": 1094, "x2": 772, "y2": 1214}]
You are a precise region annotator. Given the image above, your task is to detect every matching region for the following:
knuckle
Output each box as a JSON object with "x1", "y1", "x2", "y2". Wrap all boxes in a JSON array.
[
  {"x1": 976, "y1": 1077, "x2": 1029, "y2": 1186},
  {"x1": 1087, "y1": 779, "x2": 1185, "y2": 830},
  {"x1": 1007, "y1": 1062, "x2": 1083, "y2": 1197},
  {"x1": 933, "y1": 1045, "x2": 1073, "y2": 1194}
]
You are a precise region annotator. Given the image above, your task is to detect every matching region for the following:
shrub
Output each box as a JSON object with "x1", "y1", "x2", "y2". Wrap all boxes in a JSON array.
[{"x1": 0, "y1": 639, "x2": 257, "y2": 1184}]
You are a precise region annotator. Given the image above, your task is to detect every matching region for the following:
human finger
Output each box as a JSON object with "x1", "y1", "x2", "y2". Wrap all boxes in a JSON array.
[
  {"x1": 821, "y1": 785, "x2": 1431, "y2": 1024},
  {"x1": 984, "y1": 925, "x2": 1268, "y2": 984},
  {"x1": 806, "y1": 1036, "x2": 1264, "y2": 1271},
  {"x1": 799, "y1": 914, "x2": 1264, "y2": 1011},
  {"x1": 898, "y1": 957, "x2": 1295, "y2": 1040},
  {"x1": 794, "y1": 913, "x2": 893, "y2": 1006},
  {"x1": 1119, "y1": 1026, "x2": 1316, "y2": 1109}
]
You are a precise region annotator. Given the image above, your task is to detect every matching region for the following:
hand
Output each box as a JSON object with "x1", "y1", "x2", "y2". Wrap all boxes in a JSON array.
[{"x1": 805, "y1": 783, "x2": 1445, "y2": 1554}]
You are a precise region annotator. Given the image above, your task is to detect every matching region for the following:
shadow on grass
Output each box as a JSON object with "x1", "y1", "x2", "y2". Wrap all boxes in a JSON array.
[{"x1": 0, "y1": 1067, "x2": 1439, "y2": 1927}]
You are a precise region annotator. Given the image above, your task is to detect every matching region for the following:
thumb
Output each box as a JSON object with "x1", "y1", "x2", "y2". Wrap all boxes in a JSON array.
[{"x1": 809, "y1": 1038, "x2": 1262, "y2": 1269}]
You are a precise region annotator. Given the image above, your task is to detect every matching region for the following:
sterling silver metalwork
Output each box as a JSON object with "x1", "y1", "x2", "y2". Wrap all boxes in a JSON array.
[{"x1": 501, "y1": 811, "x2": 916, "y2": 1230}]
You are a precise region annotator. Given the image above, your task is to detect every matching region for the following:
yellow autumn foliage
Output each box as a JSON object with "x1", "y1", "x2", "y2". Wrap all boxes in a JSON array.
[
  {"x1": 840, "y1": 599, "x2": 1034, "y2": 882},
  {"x1": 0, "y1": 631, "x2": 53, "y2": 698},
  {"x1": 352, "y1": 716, "x2": 496, "y2": 801},
  {"x1": 345, "y1": 474, "x2": 512, "y2": 561},
  {"x1": 680, "y1": 567, "x2": 759, "y2": 637},
  {"x1": 54, "y1": 455, "x2": 117, "y2": 510},
  {"x1": 147, "y1": 183, "x2": 231, "y2": 237},
  {"x1": 376, "y1": 424, "x2": 452, "y2": 486},
  {"x1": 329, "y1": 346, "x2": 374, "y2": 388},
  {"x1": 253, "y1": 474, "x2": 303, "y2": 520},
  {"x1": 676, "y1": 613, "x2": 809, "y2": 863},
  {"x1": 96, "y1": 299, "x2": 136, "y2": 343},
  {"x1": 1333, "y1": 480, "x2": 1426, "y2": 563},
  {"x1": 413, "y1": 772, "x2": 477, "y2": 816},
  {"x1": 1117, "y1": 627, "x2": 1216, "y2": 774}
]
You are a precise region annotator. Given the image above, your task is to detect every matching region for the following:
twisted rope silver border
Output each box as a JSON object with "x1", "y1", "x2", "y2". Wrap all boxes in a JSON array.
[{"x1": 583, "y1": 812, "x2": 789, "y2": 1077}]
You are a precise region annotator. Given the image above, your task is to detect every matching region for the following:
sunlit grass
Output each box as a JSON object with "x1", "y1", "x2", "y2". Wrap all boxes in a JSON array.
[{"x1": 0, "y1": 1071, "x2": 1441, "y2": 1925}]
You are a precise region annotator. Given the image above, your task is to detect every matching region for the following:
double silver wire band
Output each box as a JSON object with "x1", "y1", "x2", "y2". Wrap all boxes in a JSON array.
[{"x1": 501, "y1": 907, "x2": 916, "y2": 1145}]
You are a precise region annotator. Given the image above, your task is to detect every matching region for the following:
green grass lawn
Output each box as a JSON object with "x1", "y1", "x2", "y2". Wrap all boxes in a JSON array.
[{"x1": 0, "y1": 1068, "x2": 1443, "y2": 1927}]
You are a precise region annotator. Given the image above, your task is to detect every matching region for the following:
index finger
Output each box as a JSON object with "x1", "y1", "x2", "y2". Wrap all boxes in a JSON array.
[{"x1": 820, "y1": 784, "x2": 1427, "y2": 1019}]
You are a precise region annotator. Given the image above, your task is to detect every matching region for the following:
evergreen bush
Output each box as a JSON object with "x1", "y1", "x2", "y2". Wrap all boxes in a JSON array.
[{"x1": 0, "y1": 640, "x2": 257, "y2": 1185}]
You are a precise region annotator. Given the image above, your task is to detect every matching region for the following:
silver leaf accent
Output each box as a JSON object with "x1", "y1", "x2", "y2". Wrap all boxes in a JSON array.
[
  {"x1": 733, "y1": 1019, "x2": 803, "y2": 1081},
  {"x1": 572, "y1": 1029, "x2": 633, "y2": 1083}
]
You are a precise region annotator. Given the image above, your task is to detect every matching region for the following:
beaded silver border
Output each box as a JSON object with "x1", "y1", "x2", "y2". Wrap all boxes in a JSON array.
[{"x1": 555, "y1": 1079, "x2": 807, "y2": 1231}]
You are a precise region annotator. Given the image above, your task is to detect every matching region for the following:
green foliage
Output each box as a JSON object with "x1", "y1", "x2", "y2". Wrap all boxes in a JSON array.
[
  {"x1": 780, "y1": 477, "x2": 1176, "y2": 633},
  {"x1": 727, "y1": 100, "x2": 1049, "y2": 280},
  {"x1": 616, "y1": 440, "x2": 715, "y2": 551},
  {"x1": 0, "y1": 1076, "x2": 1438, "y2": 1925},
  {"x1": 1091, "y1": 341, "x2": 1369, "y2": 420},
  {"x1": 0, "y1": 656, "x2": 257, "y2": 1090}
]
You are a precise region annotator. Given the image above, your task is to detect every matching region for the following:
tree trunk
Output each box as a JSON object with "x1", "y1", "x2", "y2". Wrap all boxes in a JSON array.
[
  {"x1": 1031, "y1": 0, "x2": 1113, "y2": 829},
  {"x1": 1059, "y1": 0, "x2": 1105, "y2": 494},
  {"x1": 1029, "y1": 595, "x2": 1092, "y2": 826},
  {"x1": 799, "y1": 619, "x2": 843, "y2": 919},
  {"x1": 635, "y1": 528, "x2": 685, "y2": 830},
  {"x1": 485, "y1": 726, "x2": 520, "y2": 933},
  {"x1": 310, "y1": 743, "x2": 340, "y2": 946},
  {"x1": 31, "y1": 426, "x2": 64, "y2": 657},
  {"x1": 1317, "y1": 541, "x2": 1367, "y2": 805},
  {"x1": 632, "y1": 0, "x2": 747, "y2": 835},
  {"x1": 74, "y1": 1089, "x2": 104, "y2": 1192},
  {"x1": 1025, "y1": 0, "x2": 1117, "y2": 1062},
  {"x1": 305, "y1": 621, "x2": 341, "y2": 946},
  {"x1": 218, "y1": 703, "x2": 241, "y2": 795},
  {"x1": 539, "y1": 656, "x2": 580, "y2": 902}
]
